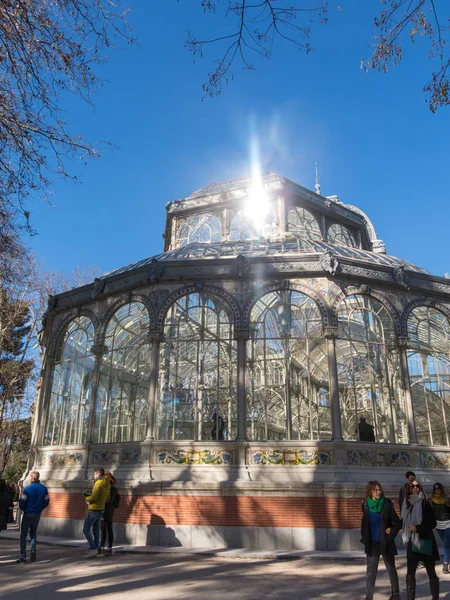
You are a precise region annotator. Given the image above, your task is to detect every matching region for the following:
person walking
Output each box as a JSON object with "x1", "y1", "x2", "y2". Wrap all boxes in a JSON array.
[
  {"x1": 360, "y1": 480, "x2": 401, "y2": 600},
  {"x1": 401, "y1": 478, "x2": 440, "y2": 600},
  {"x1": 16, "y1": 471, "x2": 50, "y2": 564},
  {"x1": 0, "y1": 479, "x2": 14, "y2": 532},
  {"x1": 83, "y1": 467, "x2": 110, "y2": 558},
  {"x1": 431, "y1": 482, "x2": 450, "y2": 574},
  {"x1": 98, "y1": 472, "x2": 120, "y2": 556}
]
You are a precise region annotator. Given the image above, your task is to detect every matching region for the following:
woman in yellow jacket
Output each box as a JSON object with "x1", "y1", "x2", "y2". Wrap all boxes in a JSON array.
[{"x1": 83, "y1": 468, "x2": 110, "y2": 558}]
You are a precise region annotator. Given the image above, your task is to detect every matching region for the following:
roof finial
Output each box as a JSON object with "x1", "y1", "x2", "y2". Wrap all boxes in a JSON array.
[{"x1": 315, "y1": 162, "x2": 321, "y2": 195}]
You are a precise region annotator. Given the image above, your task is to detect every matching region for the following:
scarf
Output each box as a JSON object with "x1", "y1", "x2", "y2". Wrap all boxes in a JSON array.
[
  {"x1": 367, "y1": 494, "x2": 385, "y2": 513},
  {"x1": 432, "y1": 493, "x2": 446, "y2": 505},
  {"x1": 401, "y1": 492, "x2": 424, "y2": 549}
]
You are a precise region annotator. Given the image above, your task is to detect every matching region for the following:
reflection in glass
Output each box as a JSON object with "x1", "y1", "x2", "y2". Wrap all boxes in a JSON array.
[
  {"x1": 408, "y1": 306, "x2": 450, "y2": 446},
  {"x1": 157, "y1": 293, "x2": 237, "y2": 440},
  {"x1": 287, "y1": 207, "x2": 322, "y2": 241},
  {"x1": 247, "y1": 290, "x2": 330, "y2": 441},
  {"x1": 327, "y1": 223, "x2": 357, "y2": 248},
  {"x1": 94, "y1": 303, "x2": 151, "y2": 443},
  {"x1": 178, "y1": 214, "x2": 221, "y2": 247},
  {"x1": 337, "y1": 295, "x2": 407, "y2": 443},
  {"x1": 45, "y1": 317, "x2": 95, "y2": 446}
]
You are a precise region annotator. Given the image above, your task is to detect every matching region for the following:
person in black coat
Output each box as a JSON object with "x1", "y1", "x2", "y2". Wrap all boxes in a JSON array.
[
  {"x1": 360, "y1": 480, "x2": 401, "y2": 600},
  {"x1": 401, "y1": 478, "x2": 440, "y2": 600},
  {"x1": 0, "y1": 479, "x2": 14, "y2": 532},
  {"x1": 99, "y1": 472, "x2": 120, "y2": 556}
]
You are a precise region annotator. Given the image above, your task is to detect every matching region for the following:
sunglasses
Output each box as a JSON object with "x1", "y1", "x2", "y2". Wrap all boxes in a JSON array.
[{"x1": 410, "y1": 483, "x2": 420, "y2": 488}]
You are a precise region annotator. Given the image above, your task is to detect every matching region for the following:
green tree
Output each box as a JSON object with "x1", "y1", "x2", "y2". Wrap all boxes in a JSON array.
[{"x1": 1, "y1": 418, "x2": 31, "y2": 482}]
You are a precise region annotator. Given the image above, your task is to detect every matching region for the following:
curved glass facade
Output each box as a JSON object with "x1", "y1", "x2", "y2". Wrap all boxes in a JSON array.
[
  {"x1": 408, "y1": 306, "x2": 450, "y2": 446},
  {"x1": 44, "y1": 316, "x2": 95, "y2": 446},
  {"x1": 156, "y1": 292, "x2": 237, "y2": 440},
  {"x1": 247, "y1": 290, "x2": 329, "y2": 441},
  {"x1": 94, "y1": 302, "x2": 151, "y2": 443},
  {"x1": 287, "y1": 207, "x2": 322, "y2": 241},
  {"x1": 337, "y1": 295, "x2": 407, "y2": 443}
]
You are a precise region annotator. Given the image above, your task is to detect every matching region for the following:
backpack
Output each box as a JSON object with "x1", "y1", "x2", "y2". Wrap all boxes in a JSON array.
[{"x1": 112, "y1": 491, "x2": 121, "y2": 509}]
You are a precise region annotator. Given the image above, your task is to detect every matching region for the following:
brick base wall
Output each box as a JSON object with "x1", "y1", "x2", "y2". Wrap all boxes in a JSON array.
[{"x1": 44, "y1": 492, "x2": 366, "y2": 529}]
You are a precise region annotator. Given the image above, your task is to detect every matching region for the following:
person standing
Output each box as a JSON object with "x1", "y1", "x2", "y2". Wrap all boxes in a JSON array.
[
  {"x1": 358, "y1": 417, "x2": 375, "y2": 442},
  {"x1": 16, "y1": 471, "x2": 50, "y2": 563},
  {"x1": 0, "y1": 479, "x2": 14, "y2": 532},
  {"x1": 401, "y1": 478, "x2": 440, "y2": 600},
  {"x1": 399, "y1": 471, "x2": 416, "y2": 510},
  {"x1": 98, "y1": 472, "x2": 120, "y2": 556},
  {"x1": 83, "y1": 468, "x2": 110, "y2": 558},
  {"x1": 360, "y1": 480, "x2": 401, "y2": 600},
  {"x1": 431, "y1": 482, "x2": 450, "y2": 574}
]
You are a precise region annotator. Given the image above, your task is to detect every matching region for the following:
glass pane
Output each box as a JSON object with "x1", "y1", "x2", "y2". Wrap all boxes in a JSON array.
[
  {"x1": 247, "y1": 290, "x2": 329, "y2": 441},
  {"x1": 94, "y1": 303, "x2": 151, "y2": 443},
  {"x1": 408, "y1": 307, "x2": 450, "y2": 446},
  {"x1": 178, "y1": 215, "x2": 222, "y2": 247},
  {"x1": 287, "y1": 207, "x2": 322, "y2": 241},
  {"x1": 45, "y1": 316, "x2": 95, "y2": 446},
  {"x1": 337, "y1": 295, "x2": 407, "y2": 443},
  {"x1": 327, "y1": 223, "x2": 357, "y2": 248},
  {"x1": 157, "y1": 293, "x2": 237, "y2": 440}
]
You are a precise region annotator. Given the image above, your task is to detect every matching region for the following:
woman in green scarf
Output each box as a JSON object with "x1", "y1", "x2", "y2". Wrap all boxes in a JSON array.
[{"x1": 360, "y1": 480, "x2": 401, "y2": 600}]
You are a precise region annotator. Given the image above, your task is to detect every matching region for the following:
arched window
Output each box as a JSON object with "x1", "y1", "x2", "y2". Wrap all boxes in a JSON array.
[
  {"x1": 327, "y1": 223, "x2": 357, "y2": 248},
  {"x1": 230, "y1": 209, "x2": 276, "y2": 241},
  {"x1": 178, "y1": 214, "x2": 221, "y2": 247},
  {"x1": 157, "y1": 293, "x2": 236, "y2": 440},
  {"x1": 44, "y1": 316, "x2": 95, "y2": 446},
  {"x1": 336, "y1": 295, "x2": 407, "y2": 443},
  {"x1": 94, "y1": 303, "x2": 151, "y2": 443},
  {"x1": 407, "y1": 307, "x2": 450, "y2": 446},
  {"x1": 247, "y1": 290, "x2": 329, "y2": 441},
  {"x1": 287, "y1": 207, "x2": 322, "y2": 241}
]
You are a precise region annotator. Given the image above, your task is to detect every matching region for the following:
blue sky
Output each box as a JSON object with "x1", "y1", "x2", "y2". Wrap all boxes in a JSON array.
[{"x1": 28, "y1": 2, "x2": 450, "y2": 279}]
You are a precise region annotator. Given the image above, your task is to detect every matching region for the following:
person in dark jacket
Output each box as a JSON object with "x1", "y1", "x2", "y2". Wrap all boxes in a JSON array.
[
  {"x1": 360, "y1": 480, "x2": 401, "y2": 600},
  {"x1": 98, "y1": 472, "x2": 119, "y2": 556},
  {"x1": 399, "y1": 471, "x2": 416, "y2": 510},
  {"x1": 358, "y1": 417, "x2": 375, "y2": 442},
  {"x1": 431, "y1": 482, "x2": 450, "y2": 574},
  {"x1": 0, "y1": 479, "x2": 14, "y2": 532},
  {"x1": 401, "y1": 478, "x2": 439, "y2": 600},
  {"x1": 17, "y1": 471, "x2": 50, "y2": 564}
]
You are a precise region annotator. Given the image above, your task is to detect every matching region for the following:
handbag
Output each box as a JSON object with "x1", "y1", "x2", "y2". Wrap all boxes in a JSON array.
[{"x1": 412, "y1": 538, "x2": 433, "y2": 555}]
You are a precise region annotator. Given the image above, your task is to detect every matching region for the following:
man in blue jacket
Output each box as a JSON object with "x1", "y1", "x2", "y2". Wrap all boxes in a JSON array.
[{"x1": 17, "y1": 470, "x2": 50, "y2": 563}]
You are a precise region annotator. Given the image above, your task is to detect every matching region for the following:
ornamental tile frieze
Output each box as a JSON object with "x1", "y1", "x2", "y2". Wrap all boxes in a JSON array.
[
  {"x1": 91, "y1": 448, "x2": 142, "y2": 466},
  {"x1": 347, "y1": 449, "x2": 411, "y2": 468},
  {"x1": 39, "y1": 451, "x2": 83, "y2": 468},
  {"x1": 155, "y1": 449, "x2": 234, "y2": 465},
  {"x1": 249, "y1": 449, "x2": 331, "y2": 466},
  {"x1": 420, "y1": 452, "x2": 450, "y2": 470}
]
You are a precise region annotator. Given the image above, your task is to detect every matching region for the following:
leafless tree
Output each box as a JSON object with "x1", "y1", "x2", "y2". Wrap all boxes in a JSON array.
[
  {"x1": 0, "y1": 0, "x2": 131, "y2": 238},
  {"x1": 184, "y1": 1, "x2": 449, "y2": 111}
]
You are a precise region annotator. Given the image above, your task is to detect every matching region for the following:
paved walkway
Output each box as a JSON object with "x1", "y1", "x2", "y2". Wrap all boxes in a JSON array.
[{"x1": 1, "y1": 535, "x2": 450, "y2": 599}]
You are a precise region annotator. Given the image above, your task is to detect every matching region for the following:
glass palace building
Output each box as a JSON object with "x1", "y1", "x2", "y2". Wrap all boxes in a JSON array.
[{"x1": 31, "y1": 173, "x2": 450, "y2": 550}]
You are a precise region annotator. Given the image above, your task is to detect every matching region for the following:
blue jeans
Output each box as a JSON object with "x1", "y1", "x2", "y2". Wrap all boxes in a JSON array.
[
  {"x1": 438, "y1": 528, "x2": 450, "y2": 563},
  {"x1": 20, "y1": 513, "x2": 41, "y2": 559},
  {"x1": 83, "y1": 510, "x2": 103, "y2": 550}
]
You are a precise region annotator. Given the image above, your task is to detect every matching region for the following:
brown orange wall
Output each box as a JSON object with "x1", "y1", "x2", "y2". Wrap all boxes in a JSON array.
[{"x1": 43, "y1": 492, "x2": 377, "y2": 529}]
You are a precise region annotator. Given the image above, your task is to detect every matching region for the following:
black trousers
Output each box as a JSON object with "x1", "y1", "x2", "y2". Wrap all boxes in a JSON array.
[
  {"x1": 406, "y1": 542, "x2": 439, "y2": 596},
  {"x1": 100, "y1": 519, "x2": 114, "y2": 548},
  {"x1": 366, "y1": 542, "x2": 400, "y2": 600}
]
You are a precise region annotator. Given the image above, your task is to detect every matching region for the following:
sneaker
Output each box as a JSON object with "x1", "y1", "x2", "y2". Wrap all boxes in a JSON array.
[
  {"x1": 83, "y1": 549, "x2": 99, "y2": 559},
  {"x1": 443, "y1": 562, "x2": 449, "y2": 574},
  {"x1": 16, "y1": 557, "x2": 27, "y2": 564},
  {"x1": 105, "y1": 548, "x2": 113, "y2": 556},
  {"x1": 30, "y1": 551, "x2": 36, "y2": 563},
  {"x1": 97, "y1": 547, "x2": 105, "y2": 555}
]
